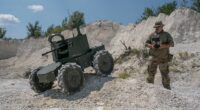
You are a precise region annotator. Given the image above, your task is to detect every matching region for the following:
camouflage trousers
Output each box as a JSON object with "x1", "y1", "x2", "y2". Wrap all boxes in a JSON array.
[{"x1": 146, "y1": 60, "x2": 171, "y2": 90}]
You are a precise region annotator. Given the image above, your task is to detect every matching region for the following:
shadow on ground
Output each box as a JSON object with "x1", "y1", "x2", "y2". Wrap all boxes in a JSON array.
[{"x1": 41, "y1": 73, "x2": 115, "y2": 100}]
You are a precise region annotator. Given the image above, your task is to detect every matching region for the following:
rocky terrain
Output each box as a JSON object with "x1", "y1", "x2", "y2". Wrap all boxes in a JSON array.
[{"x1": 0, "y1": 8, "x2": 200, "y2": 110}]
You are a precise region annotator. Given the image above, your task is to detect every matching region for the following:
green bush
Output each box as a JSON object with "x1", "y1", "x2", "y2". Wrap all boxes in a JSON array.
[
  {"x1": 0, "y1": 27, "x2": 6, "y2": 39},
  {"x1": 156, "y1": 1, "x2": 177, "y2": 15},
  {"x1": 136, "y1": 8, "x2": 155, "y2": 23},
  {"x1": 66, "y1": 11, "x2": 85, "y2": 34},
  {"x1": 45, "y1": 11, "x2": 85, "y2": 36},
  {"x1": 118, "y1": 71, "x2": 130, "y2": 79},
  {"x1": 62, "y1": 17, "x2": 68, "y2": 29},
  {"x1": 129, "y1": 49, "x2": 141, "y2": 58},
  {"x1": 191, "y1": 0, "x2": 200, "y2": 12},
  {"x1": 136, "y1": 1, "x2": 177, "y2": 23},
  {"x1": 26, "y1": 21, "x2": 42, "y2": 38},
  {"x1": 178, "y1": 52, "x2": 189, "y2": 60}
]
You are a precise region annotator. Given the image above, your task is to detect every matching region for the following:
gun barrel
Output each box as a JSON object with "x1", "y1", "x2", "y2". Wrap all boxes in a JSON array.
[
  {"x1": 42, "y1": 49, "x2": 56, "y2": 56},
  {"x1": 42, "y1": 43, "x2": 67, "y2": 56}
]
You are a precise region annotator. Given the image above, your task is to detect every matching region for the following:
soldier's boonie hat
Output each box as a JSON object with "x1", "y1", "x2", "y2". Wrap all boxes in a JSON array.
[{"x1": 153, "y1": 21, "x2": 164, "y2": 28}]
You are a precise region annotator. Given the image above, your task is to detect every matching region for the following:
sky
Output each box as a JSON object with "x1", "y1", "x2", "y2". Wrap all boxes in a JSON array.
[{"x1": 0, "y1": 0, "x2": 190, "y2": 38}]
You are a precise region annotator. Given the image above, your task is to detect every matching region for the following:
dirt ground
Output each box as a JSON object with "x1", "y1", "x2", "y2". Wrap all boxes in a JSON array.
[{"x1": 0, "y1": 69, "x2": 200, "y2": 110}]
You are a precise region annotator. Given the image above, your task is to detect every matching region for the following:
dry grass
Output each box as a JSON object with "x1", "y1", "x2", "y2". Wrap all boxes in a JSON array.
[
  {"x1": 114, "y1": 48, "x2": 149, "y2": 64},
  {"x1": 178, "y1": 51, "x2": 195, "y2": 60},
  {"x1": 192, "y1": 62, "x2": 200, "y2": 68},
  {"x1": 169, "y1": 66, "x2": 181, "y2": 73}
]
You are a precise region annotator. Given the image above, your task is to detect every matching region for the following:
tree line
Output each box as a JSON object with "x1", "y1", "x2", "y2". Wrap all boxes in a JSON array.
[
  {"x1": 0, "y1": 11, "x2": 85, "y2": 39},
  {"x1": 26, "y1": 11, "x2": 85, "y2": 38},
  {"x1": 0, "y1": 0, "x2": 200, "y2": 39},
  {"x1": 136, "y1": 0, "x2": 200, "y2": 23}
]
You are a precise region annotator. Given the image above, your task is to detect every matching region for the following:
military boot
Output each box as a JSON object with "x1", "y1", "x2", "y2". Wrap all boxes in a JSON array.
[
  {"x1": 163, "y1": 84, "x2": 171, "y2": 90},
  {"x1": 146, "y1": 75, "x2": 155, "y2": 84}
]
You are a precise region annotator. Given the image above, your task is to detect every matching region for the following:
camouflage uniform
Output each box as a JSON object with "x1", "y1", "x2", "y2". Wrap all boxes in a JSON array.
[{"x1": 146, "y1": 31, "x2": 174, "y2": 90}]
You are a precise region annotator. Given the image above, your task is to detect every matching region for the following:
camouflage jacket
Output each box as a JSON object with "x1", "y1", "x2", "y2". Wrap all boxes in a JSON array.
[{"x1": 146, "y1": 31, "x2": 174, "y2": 61}]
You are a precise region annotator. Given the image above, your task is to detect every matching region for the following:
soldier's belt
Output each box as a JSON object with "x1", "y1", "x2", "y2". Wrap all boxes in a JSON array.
[{"x1": 151, "y1": 58, "x2": 168, "y2": 64}]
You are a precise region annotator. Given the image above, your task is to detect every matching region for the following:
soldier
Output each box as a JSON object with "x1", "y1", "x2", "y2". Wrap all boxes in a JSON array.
[{"x1": 145, "y1": 21, "x2": 174, "y2": 90}]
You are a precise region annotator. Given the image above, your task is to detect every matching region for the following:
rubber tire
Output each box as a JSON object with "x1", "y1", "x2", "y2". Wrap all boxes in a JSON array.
[
  {"x1": 29, "y1": 67, "x2": 53, "y2": 93},
  {"x1": 93, "y1": 50, "x2": 114, "y2": 76},
  {"x1": 57, "y1": 63, "x2": 84, "y2": 93}
]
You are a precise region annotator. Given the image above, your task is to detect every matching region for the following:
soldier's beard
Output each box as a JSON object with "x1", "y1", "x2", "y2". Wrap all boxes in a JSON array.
[{"x1": 155, "y1": 29, "x2": 163, "y2": 34}]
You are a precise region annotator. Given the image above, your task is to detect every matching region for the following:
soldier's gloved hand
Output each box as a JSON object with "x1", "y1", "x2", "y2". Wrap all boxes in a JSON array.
[
  {"x1": 159, "y1": 44, "x2": 171, "y2": 49},
  {"x1": 153, "y1": 44, "x2": 160, "y2": 49}
]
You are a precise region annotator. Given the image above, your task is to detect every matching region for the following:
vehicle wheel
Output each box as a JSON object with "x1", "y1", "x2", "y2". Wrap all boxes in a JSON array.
[
  {"x1": 93, "y1": 50, "x2": 114, "y2": 76},
  {"x1": 57, "y1": 63, "x2": 84, "y2": 93},
  {"x1": 29, "y1": 67, "x2": 53, "y2": 93}
]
